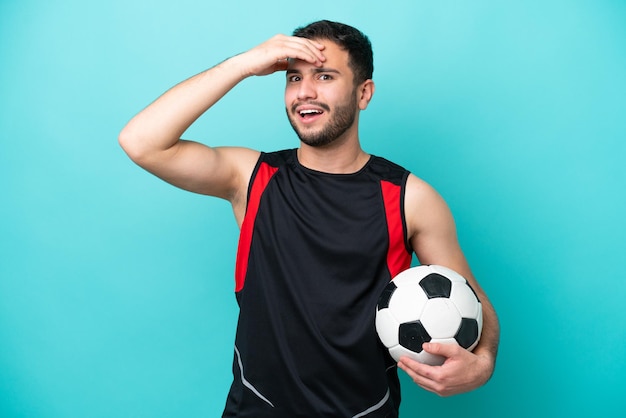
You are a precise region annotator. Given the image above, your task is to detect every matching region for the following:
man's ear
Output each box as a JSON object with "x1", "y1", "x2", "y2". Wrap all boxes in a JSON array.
[{"x1": 358, "y1": 79, "x2": 375, "y2": 110}]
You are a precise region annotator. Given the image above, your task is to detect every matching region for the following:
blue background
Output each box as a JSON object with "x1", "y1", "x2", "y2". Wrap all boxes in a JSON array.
[{"x1": 1, "y1": 0, "x2": 625, "y2": 416}]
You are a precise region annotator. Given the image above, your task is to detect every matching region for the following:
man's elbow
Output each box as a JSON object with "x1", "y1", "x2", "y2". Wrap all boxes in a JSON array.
[{"x1": 118, "y1": 128, "x2": 149, "y2": 165}]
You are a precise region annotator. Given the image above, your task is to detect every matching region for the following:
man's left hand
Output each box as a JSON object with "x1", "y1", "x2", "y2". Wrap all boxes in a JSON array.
[{"x1": 397, "y1": 342, "x2": 495, "y2": 397}]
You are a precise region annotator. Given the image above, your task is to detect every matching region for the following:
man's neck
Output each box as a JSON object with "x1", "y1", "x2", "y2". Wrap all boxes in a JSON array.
[{"x1": 296, "y1": 139, "x2": 370, "y2": 174}]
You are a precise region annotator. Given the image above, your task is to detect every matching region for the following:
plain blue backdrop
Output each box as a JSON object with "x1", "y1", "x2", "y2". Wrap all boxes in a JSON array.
[{"x1": 1, "y1": 0, "x2": 625, "y2": 416}]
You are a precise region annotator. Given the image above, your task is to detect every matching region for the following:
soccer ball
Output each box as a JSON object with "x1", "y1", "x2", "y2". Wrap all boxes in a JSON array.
[{"x1": 375, "y1": 265, "x2": 483, "y2": 366}]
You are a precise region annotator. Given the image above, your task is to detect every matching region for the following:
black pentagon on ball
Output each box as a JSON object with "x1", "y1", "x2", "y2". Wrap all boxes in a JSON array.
[
  {"x1": 455, "y1": 318, "x2": 479, "y2": 349},
  {"x1": 377, "y1": 281, "x2": 397, "y2": 310},
  {"x1": 420, "y1": 273, "x2": 452, "y2": 299},
  {"x1": 398, "y1": 321, "x2": 431, "y2": 353}
]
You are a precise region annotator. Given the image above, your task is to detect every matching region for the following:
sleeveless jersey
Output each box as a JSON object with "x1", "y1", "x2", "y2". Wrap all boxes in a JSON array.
[{"x1": 223, "y1": 149, "x2": 413, "y2": 417}]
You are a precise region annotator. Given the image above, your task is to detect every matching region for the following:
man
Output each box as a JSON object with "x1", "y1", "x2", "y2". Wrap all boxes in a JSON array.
[{"x1": 119, "y1": 20, "x2": 499, "y2": 417}]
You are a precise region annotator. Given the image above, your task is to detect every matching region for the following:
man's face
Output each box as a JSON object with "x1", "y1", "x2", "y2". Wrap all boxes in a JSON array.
[{"x1": 285, "y1": 40, "x2": 359, "y2": 147}]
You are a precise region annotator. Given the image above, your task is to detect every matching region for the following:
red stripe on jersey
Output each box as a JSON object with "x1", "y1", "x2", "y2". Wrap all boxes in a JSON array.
[
  {"x1": 235, "y1": 162, "x2": 279, "y2": 292},
  {"x1": 380, "y1": 180, "x2": 412, "y2": 279}
]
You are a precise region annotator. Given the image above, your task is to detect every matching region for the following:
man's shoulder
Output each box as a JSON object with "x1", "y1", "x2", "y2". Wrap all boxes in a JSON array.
[
  {"x1": 258, "y1": 148, "x2": 297, "y2": 166},
  {"x1": 367, "y1": 154, "x2": 410, "y2": 185}
]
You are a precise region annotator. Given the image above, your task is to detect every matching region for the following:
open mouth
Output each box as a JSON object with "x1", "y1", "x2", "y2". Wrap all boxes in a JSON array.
[
  {"x1": 298, "y1": 108, "x2": 324, "y2": 121},
  {"x1": 293, "y1": 103, "x2": 329, "y2": 123}
]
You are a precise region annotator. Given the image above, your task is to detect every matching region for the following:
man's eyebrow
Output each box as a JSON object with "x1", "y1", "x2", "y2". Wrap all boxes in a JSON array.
[
  {"x1": 313, "y1": 68, "x2": 340, "y2": 74},
  {"x1": 286, "y1": 67, "x2": 341, "y2": 74}
]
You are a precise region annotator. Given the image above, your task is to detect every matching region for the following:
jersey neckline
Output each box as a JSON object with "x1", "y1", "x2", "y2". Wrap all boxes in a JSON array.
[{"x1": 290, "y1": 148, "x2": 374, "y2": 177}]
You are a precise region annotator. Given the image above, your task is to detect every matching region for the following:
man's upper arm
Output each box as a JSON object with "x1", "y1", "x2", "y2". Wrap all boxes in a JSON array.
[
  {"x1": 126, "y1": 138, "x2": 260, "y2": 202},
  {"x1": 405, "y1": 174, "x2": 472, "y2": 278},
  {"x1": 405, "y1": 174, "x2": 495, "y2": 307}
]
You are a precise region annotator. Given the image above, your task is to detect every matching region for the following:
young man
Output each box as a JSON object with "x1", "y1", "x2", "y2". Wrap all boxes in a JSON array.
[{"x1": 119, "y1": 20, "x2": 499, "y2": 418}]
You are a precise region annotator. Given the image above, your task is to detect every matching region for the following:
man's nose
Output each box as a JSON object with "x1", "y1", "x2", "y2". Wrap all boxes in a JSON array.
[{"x1": 297, "y1": 78, "x2": 317, "y2": 100}]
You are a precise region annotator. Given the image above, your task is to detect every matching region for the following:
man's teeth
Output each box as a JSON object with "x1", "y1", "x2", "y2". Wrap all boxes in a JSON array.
[{"x1": 300, "y1": 109, "x2": 322, "y2": 115}]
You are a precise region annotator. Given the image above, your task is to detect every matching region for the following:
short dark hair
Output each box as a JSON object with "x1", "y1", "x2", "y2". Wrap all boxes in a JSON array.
[{"x1": 292, "y1": 20, "x2": 373, "y2": 85}]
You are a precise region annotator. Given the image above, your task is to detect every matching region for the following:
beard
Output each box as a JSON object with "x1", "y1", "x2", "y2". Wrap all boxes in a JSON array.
[{"x1": 286, "y1": 94, "x2": 358, "y2": 148}]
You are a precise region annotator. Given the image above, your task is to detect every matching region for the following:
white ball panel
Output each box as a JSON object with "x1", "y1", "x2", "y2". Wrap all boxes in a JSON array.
[
  {"x1": 389, "y1": 344, "x2": 446, "y2": 366},
  {"x1": 393, "y1": 266, "x2": 429, "y2": 286},
  {"x1": 450, "y1": 282, "x2": 480, "y2": 318},
  {"x1": 388, "y1": 283, "x2": 428, "y2": 323},
  {"x1": 375, "y1": 309, "x2": 400, "y2": 347},
  {"x1": 388, "y1": 345, "x2": 444, "y2": 366},
  {"x1": 388, "y1": 344, "x2": 415, "y2": 362},
  {"x1": 420, "y1": 298, "x2": 461, "y2": 339}
]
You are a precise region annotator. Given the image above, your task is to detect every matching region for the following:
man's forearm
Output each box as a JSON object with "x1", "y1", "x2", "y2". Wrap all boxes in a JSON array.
[
  {"x1": 118, "y1": 55, "x2": 248, "y2": 161},
  {"x1": 475, "y1": 295, "x2": 500, "y2": 374}
]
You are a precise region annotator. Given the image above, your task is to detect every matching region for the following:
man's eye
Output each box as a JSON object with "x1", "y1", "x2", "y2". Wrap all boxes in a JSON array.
[
  {"x1": 319, "y1": 74, "x2": 333, "y2": 81},
  {"x1": 288, "y1": 75, "x2": 301, "y2": 82}
]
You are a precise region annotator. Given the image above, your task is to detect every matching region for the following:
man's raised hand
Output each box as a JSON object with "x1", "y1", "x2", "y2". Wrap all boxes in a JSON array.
[{"x1": 237, "y1": 34, "x2": 326, "y2": 77}]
